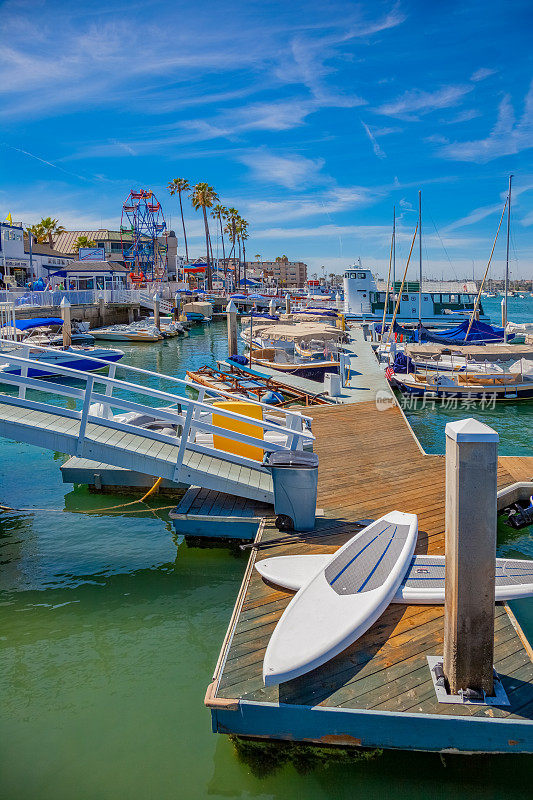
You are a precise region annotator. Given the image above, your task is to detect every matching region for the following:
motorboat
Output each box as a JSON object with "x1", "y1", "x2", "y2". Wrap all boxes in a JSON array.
[
  {"x1": 90, "y1": 324, "x2": 163, "y2": 342},
  {"x1": 0, "y1": 343, "x2": 124, "y2": 378},
  {"x1": 250, "y1": 347, "x2": 340, "y2": 381}
]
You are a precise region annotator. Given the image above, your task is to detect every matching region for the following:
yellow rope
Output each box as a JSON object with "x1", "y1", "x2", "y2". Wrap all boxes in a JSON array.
[{"x1": 0, "y1": 477, "x2": 173, "y2": 516}]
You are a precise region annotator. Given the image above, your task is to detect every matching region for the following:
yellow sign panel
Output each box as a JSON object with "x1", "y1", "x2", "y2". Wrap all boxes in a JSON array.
[{"x1": 212, "y1": 401, "x2": 263, "y2": 462}]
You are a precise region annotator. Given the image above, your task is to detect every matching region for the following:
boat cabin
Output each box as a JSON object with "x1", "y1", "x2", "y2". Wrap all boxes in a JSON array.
[{"x1": 343, "y1": 268, "x2": 485, "y2": 322}]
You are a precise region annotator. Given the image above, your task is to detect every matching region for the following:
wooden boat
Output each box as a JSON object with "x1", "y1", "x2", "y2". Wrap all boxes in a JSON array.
[
  {"x1": 394, "y1": 370, "x2": 533, "y2": 400},
  {"x1": 186, "y1": 362, "x2": 333, "y2": 406}
]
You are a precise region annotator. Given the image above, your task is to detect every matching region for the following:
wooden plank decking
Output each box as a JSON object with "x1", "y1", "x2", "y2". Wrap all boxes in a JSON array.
[{"x1": 206, "y1": 401, "x2": 533, "y2": 752}]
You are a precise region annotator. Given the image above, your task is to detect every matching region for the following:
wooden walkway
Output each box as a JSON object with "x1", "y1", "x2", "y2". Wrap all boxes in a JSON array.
[{"x1": 206, "y1": 401, "x2": 533, "y2": 753}]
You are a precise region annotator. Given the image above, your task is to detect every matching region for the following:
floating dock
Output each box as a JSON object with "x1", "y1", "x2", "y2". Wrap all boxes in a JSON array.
[
  {"x1": 170, "y1": 486, "x2": 272, "y2": 540},
  {"x1": 206, "y1": 397, "x2": 533, "y2": 753},
  {"x1": 61, "y1": 457, "x2": 187, "y2": 494}
]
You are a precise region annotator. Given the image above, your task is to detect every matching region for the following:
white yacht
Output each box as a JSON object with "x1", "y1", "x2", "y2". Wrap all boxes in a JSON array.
[{"x1": 342, "y1": 267, "x2": 489, "y2": 324}]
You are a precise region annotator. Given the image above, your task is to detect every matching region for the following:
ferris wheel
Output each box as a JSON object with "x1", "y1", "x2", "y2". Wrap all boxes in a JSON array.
[{"x1": 120, "y1": 189, "x2": 168, "y2": 281}]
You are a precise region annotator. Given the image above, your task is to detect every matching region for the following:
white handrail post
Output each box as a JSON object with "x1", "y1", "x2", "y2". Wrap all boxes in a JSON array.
[
  {"x1": 189, "y1": 387, "x2": 205, "y2": 441},
  {"x1": 18, "y1": 343, "x2": 30, "y2": 400},
  {"x1": 287, "y1": 413, "x2": 303, "y2": 450},
  {"x1": 77, "y1": 374, "x2": 95, "y2": 455},
  {"x1": 102, "y1": 363, "x2": 116, "y2": 417},
  {"x1": 173, "y1": 402, "x2": 195, "y2": 481}
]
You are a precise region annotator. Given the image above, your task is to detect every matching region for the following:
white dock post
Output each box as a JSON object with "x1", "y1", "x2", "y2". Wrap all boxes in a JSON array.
[
  {"x1": 443, "y1": 418, "x2": 499, "y2": 697},
  {"x1": 285, "y1": 293, "x2": 291, "y2": 314},
  {"x1": 226, "y1": 299, "x2": 238, "y2": 358},
  {"x1": 269, "y1": 298, "x2": 277, "y2": 317},
  {"x1": 154, "y1": 295, "x2": 160, "y2": 330},
  {"x1": 60, "y1": 297, "x2": 71, "y2": 347}
]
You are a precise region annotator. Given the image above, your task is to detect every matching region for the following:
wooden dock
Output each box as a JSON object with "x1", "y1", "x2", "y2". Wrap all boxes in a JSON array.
[{"x1": 206, "y1": 401, "x2": 533, "y2": 753}]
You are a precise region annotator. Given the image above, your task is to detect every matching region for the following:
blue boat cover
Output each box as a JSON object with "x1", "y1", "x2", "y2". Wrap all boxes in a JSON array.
[
  {"x1": 8, "y1": 317, "x2": 63, "y2": 331},
  {"x1": 415, "y1": 320, "x2": 513, "y2": 344}
]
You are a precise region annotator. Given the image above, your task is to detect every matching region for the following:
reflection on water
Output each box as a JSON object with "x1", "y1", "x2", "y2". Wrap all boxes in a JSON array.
[{"x1": 0, "y1": 319, "x2": 532, "y2": 799}]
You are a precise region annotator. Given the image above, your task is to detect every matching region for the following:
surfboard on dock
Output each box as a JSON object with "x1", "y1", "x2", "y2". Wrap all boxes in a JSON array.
[
  {"x1": 262, "y1": 510, "x2": 418, "y2": 686},
  {"x1": 256, "y1": 553, "x2": 533, "y2": 603}
]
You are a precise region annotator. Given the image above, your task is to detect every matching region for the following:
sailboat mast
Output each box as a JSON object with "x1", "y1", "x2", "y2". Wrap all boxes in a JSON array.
[
  {"x1": 504, "y1": 174, "x2": 513, "y2": 341},
  {"x1": 392, "y1": 206, "x2": 396, "y2": 289},
  {"x1": 418, "y1": 190, "x2": 422, "y2": 324}
]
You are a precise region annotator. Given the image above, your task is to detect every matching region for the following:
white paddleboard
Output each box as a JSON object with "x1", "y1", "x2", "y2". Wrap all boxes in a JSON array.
[
  {"x1": 262, "y1": 510, "x2": 418, "y2": 686},
  {"x1": 256, "y1": 554, "x2": 533, "y2": 603}
]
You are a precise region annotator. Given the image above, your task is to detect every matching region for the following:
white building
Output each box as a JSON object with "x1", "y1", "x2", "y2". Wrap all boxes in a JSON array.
[{"x1": 0, "y1": 222, "x2": 75, "y2": 286}]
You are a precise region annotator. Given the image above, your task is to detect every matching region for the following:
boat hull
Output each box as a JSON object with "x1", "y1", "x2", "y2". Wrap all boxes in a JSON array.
[{"x1": 1, "y1": 349, "x2": 124, "y2": 378}]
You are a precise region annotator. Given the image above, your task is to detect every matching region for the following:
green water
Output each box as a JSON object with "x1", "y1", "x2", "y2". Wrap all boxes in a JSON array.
[{"x1": 1, "y1": 315, "x2": 532, "y2": 798}]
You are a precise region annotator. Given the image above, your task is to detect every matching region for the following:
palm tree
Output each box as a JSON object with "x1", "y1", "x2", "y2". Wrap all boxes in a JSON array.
[
  {"x1": 38, "y1": 217, "x2": 66, "y2": 246},
  {"x1": 224, "y1": 207, "x2": 240, "y2": 286},
  {"x1": 211, "y1": 204, "x2": 228, "y2": 284},
  {"x1": 236, "y1": 216, "x2": 248, "y2": 288},
  {"x1": 190, "y1": 183, "x2": 219, "y2": 289},
  {"x1": 26, "y1": 223, "x2": 47, "y2": 243},
  {"x1": 168, "y1": 178, "x2": 190, "y2": 263},
  {"x1": 73, "y1": 235, "x2": 96, "y2": 253}
]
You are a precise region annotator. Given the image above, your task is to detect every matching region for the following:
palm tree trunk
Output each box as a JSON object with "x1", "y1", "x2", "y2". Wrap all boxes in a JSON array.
[
  {"x1": 243, "y1": 241, "x2": 247, "y2": 293},
  {"x1": 178, "y1": 191, "x2": 189, "y2": 263},
  {"x1": 238, "y1": 238, "x2": 241, "y2": 287},
  {"x1": 202, "y1": 207, "x2": 212, "y2": 289},
  {"x1": 219, "y1": 215, "x2": 227, "y2": 285}
]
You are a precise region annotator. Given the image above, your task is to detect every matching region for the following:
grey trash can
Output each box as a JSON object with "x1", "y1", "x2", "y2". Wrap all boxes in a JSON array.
[{"x1": 266, "y1": 450, "x2": 319, "y2": 532}]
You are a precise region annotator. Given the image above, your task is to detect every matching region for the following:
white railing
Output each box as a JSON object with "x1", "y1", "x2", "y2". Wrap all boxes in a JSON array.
[
  {"x1": 0, "y1": 339, "x2": 313, "y2": 480},
  {"x1": 137, "y1": 291, "x2": 173, "y2": 315},
  {"x1": 0, "y1": 289, "x2": 142, "y2": 308},
  {"x1": 94, "y1": 289, "x2": 140, "y2": 305}
]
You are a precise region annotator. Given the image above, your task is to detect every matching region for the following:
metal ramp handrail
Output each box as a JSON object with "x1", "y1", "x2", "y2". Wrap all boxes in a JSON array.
[
  {"x1": 0, "y1": 336, "x2": 313, "y2": 424},
  {"x1": 0, "y1": 352, "x2": 313, "y2": 480}
]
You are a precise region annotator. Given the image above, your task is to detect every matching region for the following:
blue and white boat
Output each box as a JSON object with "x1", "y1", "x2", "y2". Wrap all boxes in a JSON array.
[{"x1": 0, "y1": 318, "x2": 124, "y2": 378}]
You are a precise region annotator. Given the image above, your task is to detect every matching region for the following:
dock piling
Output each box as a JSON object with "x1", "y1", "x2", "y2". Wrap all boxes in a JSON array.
[
  {"x1": 154, "y1": 296, "x2": 160, "y2": 330},
  {"x1": 285, "y1": 293, "x2": 291, "y2": 314},
  {"x1": 226, "y1": 299, "x2": 238, "y2": 357},
  {"x1": 443, "y1": 418, "x2": 499, "y2": 696}
]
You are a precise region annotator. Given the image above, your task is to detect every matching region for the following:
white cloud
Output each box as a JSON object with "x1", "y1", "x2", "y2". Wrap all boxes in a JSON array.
[
  {"x1": 376, "y1": 85, "x2": 473, "y2": 120},
  {"x1": 470, "y1": 68, "x2": 497, "y2": 82},
  {"x1": 439, "y1": 82, "x2": 533, "y2": 162},
  {"x1": 244, "y1": 186, "x2": 378, "y2": 222},
  {"x1": 361, "y1": 121, "x2": 386, "y2": 159},
  {"x1": 238, "y1": 151, "x2": 326, "y2": 189}
]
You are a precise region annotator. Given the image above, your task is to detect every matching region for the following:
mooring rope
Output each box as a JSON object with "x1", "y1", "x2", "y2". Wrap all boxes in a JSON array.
[{"x1": 0, "y1": 477, "x2": 174, "y2": 516}]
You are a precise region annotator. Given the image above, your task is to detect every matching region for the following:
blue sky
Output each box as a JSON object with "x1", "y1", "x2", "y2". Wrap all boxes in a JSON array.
[{"x1": 1, "y1": 0, "x2": 532, "y2": 279}]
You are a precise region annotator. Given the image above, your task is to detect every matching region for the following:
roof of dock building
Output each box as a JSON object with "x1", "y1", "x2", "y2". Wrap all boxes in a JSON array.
[
  {"x1": 23, "y1": 236, "x2": 74, "y2": 258},
  {"x1": 48, "y1": 260, "x2": 130, "y2": 273},
  {"x1": 53, "y1": 230, "x2": 129, "y2": 253}
]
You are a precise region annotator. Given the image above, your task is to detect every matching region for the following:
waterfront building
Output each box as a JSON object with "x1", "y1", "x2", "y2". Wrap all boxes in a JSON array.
[
  {"x1": 0, "y1": 221, "x2": 74, "y2": 286},
  {"x1": 46, "y1": 259, "x2": 130, "y2": 290},
  {"x1": 54, "y1": 229, "x2": 180, "y2": 278},
  {"x1": 217, "y1": 259, "x2": 308, "y2": 287}
]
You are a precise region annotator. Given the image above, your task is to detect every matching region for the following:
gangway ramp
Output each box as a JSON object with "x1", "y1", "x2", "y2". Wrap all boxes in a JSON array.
[{"x1": 0, "y1": 341, "x2": 314, "y2": 503}]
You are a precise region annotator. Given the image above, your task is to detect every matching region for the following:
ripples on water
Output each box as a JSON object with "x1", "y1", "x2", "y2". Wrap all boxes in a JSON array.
[{"x1": 0, "y1": 314, "x2": 532, "y2": 799}]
